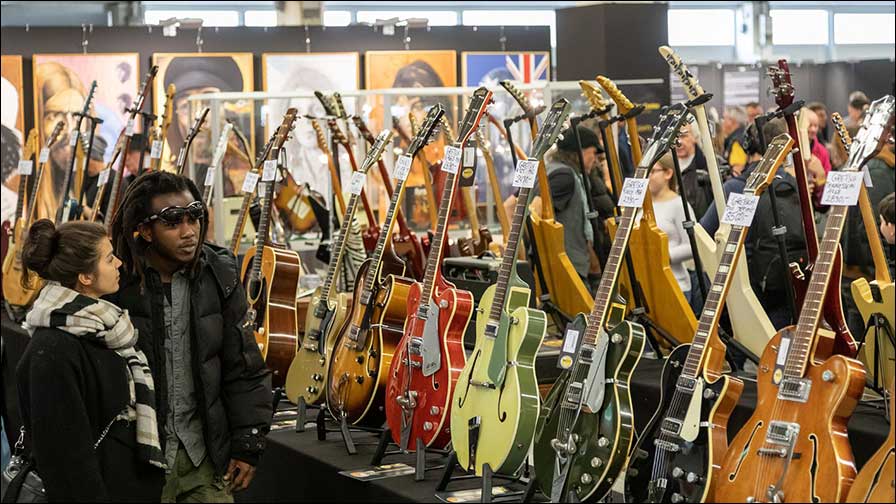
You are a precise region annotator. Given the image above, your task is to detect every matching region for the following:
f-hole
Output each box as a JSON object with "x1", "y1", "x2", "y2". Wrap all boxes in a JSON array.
[
  {"x1": 728, "y1": 421, "x2": 763, "y2": 481},
  {"x1": 808, "y1": 434, "x2": 820, "y2": 503}
]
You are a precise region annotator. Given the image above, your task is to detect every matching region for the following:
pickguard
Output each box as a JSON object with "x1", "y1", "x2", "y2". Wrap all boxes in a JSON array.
[
  {"x1": 421, "y1": 299, "x2": 442, "y2": 376},
  {"x1": 680, "y1": 377, "x2": 704, "y2": 442}
]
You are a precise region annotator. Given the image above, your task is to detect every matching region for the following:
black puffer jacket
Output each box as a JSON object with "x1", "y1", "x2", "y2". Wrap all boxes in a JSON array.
[{"x1": 106, "y1": 243, "x2": 272, "y2": 475}]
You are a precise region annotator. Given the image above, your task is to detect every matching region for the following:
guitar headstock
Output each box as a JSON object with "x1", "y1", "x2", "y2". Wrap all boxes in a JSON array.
[
  {"x1": 326, "y1": 119, "x2": 350, "y2": 147},
  {"x1": 309, "y1": 118, "x2": 331, "y2": 155},
  {"x1": 46, "y1": 120, "x2": 65, "y2": 147},
  {"x1": 314, "y1": 91, "x2": 338, "y2": 117},
  {"x1": 744, "y1": 133, "x2": 793, "y2": 196},
  {"x1": 351, "y1": 115, "x2": 376, "y2": 145},
  {"x1": 134, "y1": 65, "x2": 158, "y2": 113},
  {"x1": 845, "y1": 95, "x2": 895, "y2": 172},
  {"x1": 81, "y1": 80, "x2": 98, "y2": 115},
  {"x1": 499, "y1": 80, "x2": 535, "y2": 117},
  {"x1": 273, "y1": 108, "x2": 299, "y2": 151},
  {"x1": 183, "y1": 107, "x2": 210, "y2": 146},
  {"x1": 440, "y1": 116, "x2": 456, "y2": 145},
  {"x1": 455, "y1": 87, "x2": 493, "y2": 146},
  {"x1": 332, "y1": 92, "x2": 348, "y2": 119},
  {"x1": 596, "y1": 75, "x2": 636, "y2": 115},
  {"x1": 767, "y1": 59, "x2": 795, "y2": 109},
  {"x1": 161, "y1": 83, "x2": 176, "y2": 131},
  {"x1": 360, "y1": 130, "x2": 394, "y2": 173},
  {"x1": 578, "y1": 80, "x2": 609, "y2": 112},
  {"x1": 22, "y1": 128, "x2": 39, "y2": 161},
  {"x1": 531, "y1": 99, "x2": 571, "y2": 160},
  {"x1": 830, "y1": 112, "x2": 852, "y2": 149},
  {"x1": 639, "y1": 103, "x2": 690, "y2": 168},
  {"x1": 659, "y1": 46, "x2": 705, "y2": 100},
  {"x1": 407, "y1": 105, "x2": 445, "y2": 157},
  {"x1": 210, "y1": 122, "x2": 234, "y2": 170}
]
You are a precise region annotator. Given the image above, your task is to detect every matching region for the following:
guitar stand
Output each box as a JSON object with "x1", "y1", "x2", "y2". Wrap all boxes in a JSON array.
[
  {"x1": 314, "y1": 407, "x2": 384, "y2": 455},
  {"x1": 669, "y1": 146, "x2": 710, "y2": 304},
  {"x1": 127, "y1": 108, "x2": 157, "y2": 177},
  {"x1": 436, "y1": 451, "x2": 536, "y2": 503},
  {"x1": 369, "y1": 428, "x2": 450, "y2": 481},
  {"x1": 857, "y1": 311, "x2": 894, "y2": 395},
  {"x1": 294, "y1": 397, "x2": 323, "y2": 433}
]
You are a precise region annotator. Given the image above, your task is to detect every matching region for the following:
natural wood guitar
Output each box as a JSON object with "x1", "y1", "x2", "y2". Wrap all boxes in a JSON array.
[
  {"x1": 621, "y1": 133, "x2": 792, "y2": 504},
  {"x1": 2, "y1": 127, "x2": 43, "y2": 306},
  {"x1": 660, "y1": 45, "x2": 776, "y2": 358},
  {"x1": 715, "y1": 95, "x2": 893, "y2": 503},
  {"x1": 452, "y1": 98, "x2": 569, "y2": 478},
  {"x1": 240, "y1": 109, "x2": 301, "y2": 388},
  {"x1": 598, "y1": 75, "x2": 698, "y2": 347}
]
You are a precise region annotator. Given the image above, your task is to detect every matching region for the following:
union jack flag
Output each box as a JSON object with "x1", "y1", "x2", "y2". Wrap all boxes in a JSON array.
[
  {"x1": 463, "y1": 52, "x2": 550, "y2": 87},
  {"x1": 505, "y1": 53, "x2": 550, "y2": 84}
]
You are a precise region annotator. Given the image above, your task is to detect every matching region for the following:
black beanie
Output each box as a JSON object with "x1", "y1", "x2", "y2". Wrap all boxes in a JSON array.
[{"x1": 557, "y1": 125, "x2": 604, "y2": 154}]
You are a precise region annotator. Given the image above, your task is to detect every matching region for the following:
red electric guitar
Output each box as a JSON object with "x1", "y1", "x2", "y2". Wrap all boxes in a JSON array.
[
  {"x1": 769, "y1": 60, "x2": 856, "y2": 357},
  {"x1": 384, "y1": 87, "x2": 493, "y2": 451}
]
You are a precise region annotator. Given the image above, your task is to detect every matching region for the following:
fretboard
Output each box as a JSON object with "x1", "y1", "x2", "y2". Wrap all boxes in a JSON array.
[
  {"x1": 487, "y1": 182, "x2": 531, "y2": 322},
  {"x1": 321, "y1": 189, "x2": 364, "y2": 303},
  {"x1": 417, "y1": 159, "x2": 460, "y2": 315},
  {"x1": 361, "y1": 175, "x2": 408, "y2": 299},
  {"x1": 249, "y1": 157, "x2": 278, "y2": 284},
  {"x1": 230, "y1": 139, "x2": 276, "y2": 253},
  {"x1": 14, "y1": 161, "x2": 28, "y2": 224}
]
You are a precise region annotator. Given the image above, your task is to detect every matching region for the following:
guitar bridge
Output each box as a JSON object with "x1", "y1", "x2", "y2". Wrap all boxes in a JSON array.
[
  {"x1": 409, "y1": 337, "x2": 423, "y2": 355},
  {"x1": 653, "y1": 439, "x2": 681, "y2": 453},
  {"x1": 777, "y1": 378, "x2": 811, "y2": 403},
  {"x1": 676, "y1": 375, "x2": 696, "y2": 393},
  {"x1": 562, "y1": 381, "x2": 584, "y2": 409},
  {"x1": 660, "y1": 417, "x2": 683, "y2": 437}
]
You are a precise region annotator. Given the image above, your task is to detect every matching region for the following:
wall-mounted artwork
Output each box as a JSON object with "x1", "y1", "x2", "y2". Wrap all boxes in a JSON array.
[
  {"x1": 2, "y1": 55, "x2": 25, "y2": 225},
  {"x1": 153, "y1": 52, "x2": 254, "y2": 195}
]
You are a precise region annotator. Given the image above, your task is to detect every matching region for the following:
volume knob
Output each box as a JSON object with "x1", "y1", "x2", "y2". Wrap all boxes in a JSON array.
[
  {"x1": 580, "y1": 473, "x2": 592, "y2": 485},
  {"x1": 590, "y1": 457, "x2": 603, "y2": 468},
  {"x1": 686, "y1": 472, "x2": 702, "y2": 484},
  {"x1": 597, "y1": 437, "x2": 609, "y2": 448},
  {"x1": 672, "y1": 467, "x2": 685, "y2": 479},
  {"x1": 670, "y1": 493, "x2": 685, "y2": 503}
]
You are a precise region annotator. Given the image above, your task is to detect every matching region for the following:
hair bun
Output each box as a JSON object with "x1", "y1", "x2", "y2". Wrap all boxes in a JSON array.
[{"x1": 22, "y1": 219, "x2": 58, "y2": 278}]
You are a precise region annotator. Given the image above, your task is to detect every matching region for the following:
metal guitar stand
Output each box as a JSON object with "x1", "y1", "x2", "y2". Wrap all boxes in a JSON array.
[
  {"x1": 127, "y1": 108, "x2": 157, "y2": 177},
  {"x1": 368, "y1": 427, "x2": 451, "y2": 481},
  {"x1": 435, "y1": 451, "x2": 536, "y2": 503},
  {"x1": 858, "y1": 302, "x2": 894, "y2": 394},
  {"x1": 310, "y1": 405, "x2": 385, "y2": 455}
]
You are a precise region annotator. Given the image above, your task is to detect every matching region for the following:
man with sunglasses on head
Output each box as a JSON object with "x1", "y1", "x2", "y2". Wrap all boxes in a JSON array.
[{"x1": 107, "y1": 171, "x2": 272, "y2": 502}]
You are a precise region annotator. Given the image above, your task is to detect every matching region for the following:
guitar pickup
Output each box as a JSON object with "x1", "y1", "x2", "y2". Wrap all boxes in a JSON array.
[
  {"x1": 676, "y1": 376, "x2": 696, "y2": 392},
  {"x1": 777, "y1": 378, "x2": 811, "y2": 403},
  {"x1": 765, "y1": 421, "x2": 799, "y2": 446},
  {"x1": 579, "y1": 345, "x2": 594, "y2": 365},
  {"x1": 484, "y1": 323, "x2": 499, "y2": 339},
  {"x1": 653, "y1": 439, "x2": 681, "y2": 453},
  {"x1": 563, "y1": 381, "x2": 584, "y2": 408},
  {"x1": 660, "y1": 418, "x2": 683, "y2": 437}
]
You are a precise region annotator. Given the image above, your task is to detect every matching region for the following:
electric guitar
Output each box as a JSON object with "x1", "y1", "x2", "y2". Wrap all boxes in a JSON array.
[
  {"x1": 660, "y1": 46, "x2": 777, "y2": 359},
  {"x1": 383, "y1": 88, "x2": 492, "y2": 450},
  {"x1": 768, "y1": 60, "x2": 856, "y2": 357},
  {"x1": 230, "y1": 133, "x2": 277, "y2": 256},
  {"x1": 174, "y1": 107, "x2": 210, "y2": 176},
  {"x1": 404, "y1": 112, "x2": 440, "y2": 232},
  {"x1": 202, "y1": 123, "x2": 233, "y2": 207},
  {"x1": 452, "y1": 98, "x2": 570, "y2": 477},
  {"x1": 622, "y1": 133, "x2": 793, "y2": 504},
  {"x1": 715, "y1": 95, "x2": 893, "y2": 504},
  {"x1": 286, "y1": 129, "x2": 392, "y2": 408},
  {"x1": 149, "y1": 83, "x2": 176, "y2": 173},
  {"x1": 107, "y1": 65, "x2": 157, "y2": 227},
  {"x1": 533, "y1": 104, "x2": 689, "y2": 502},
  {"x1": 241, "y1": 108, "x2": 300, "y2": 388},
  {"x1": 325, "y1": 116, "x2": 379, "y2": 253},
  {"x1": 2, "y1": 127, "x2": 42, "y2": 306},
  {"x1": 310, "y1": 118, "x2": 347, "y2": 216},
  {"x1": 598, "y1": 75, "x2": 698, "y2": 347},
  {"x1": 56, "y1": 80, "x2": 97, "y2": 224},
  {"x1": 500, "y1": 80, "x2": 594, "y2": 322},
  {"x1": 846, "y1": 379, "x2": 894, "y2": 504},
  {"x1": 353, "y1": 114, "x2": 426, "y2": 280},
  {"x1": 475, "y1": 126, "x2": 512, "y2": 256},
  {"x1": 832, "y1": 112, "x2": 895, "y2": 388}
]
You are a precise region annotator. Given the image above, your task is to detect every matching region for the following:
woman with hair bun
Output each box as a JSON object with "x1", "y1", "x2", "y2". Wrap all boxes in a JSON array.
[{"x1": 15, "y1": 219, "x2": 164, "y2": 501}]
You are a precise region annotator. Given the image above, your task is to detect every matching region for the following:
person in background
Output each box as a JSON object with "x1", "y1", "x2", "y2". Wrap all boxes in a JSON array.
[
  {"x1": 847, "y1": 91, "x2": 870, "y2": 127},
  {"x1": 807, "y1": 101, "x2": 831, "y2": 144},
  {"x1": 804, "y1": 107, "x2": 832, "y2": 175},
  {"x1": 16, "y1": 219, "x2": 165, "y2": 501},
  {"x1": 722, "y1": 105, "x2": 748, "y2": 176},
  {"x1": 107, "y1": 171, "x2": 272, "y2": 502},
  {"x1": 880, "y1": 192, "x2": 896, "y2": 281},
  {"x1": 643, "y1": 151, "x2": 700, "y2": 314},
  {"x1": 745, "y1": 101, "x2": 763, "y2": 124},
  {"x1": 675, "y1": 120, "x2": 713, "y2": 218}
]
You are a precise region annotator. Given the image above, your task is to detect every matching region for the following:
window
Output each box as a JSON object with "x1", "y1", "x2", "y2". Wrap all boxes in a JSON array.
[
  {"x1": 144, "y1": 9, "x2": 240, "y2": 27},
  {"x1": 245, "y1": 10, "x2": 277, "y2": 27},
  {"x1": 461, "y1": 10, "x2": 555, "y2": 27},
  {"x1": 356, "y1": 10, "x2": 458, "y2": 26},
  {"x1": 323, "y1": 10, "x2": 352, "y2": 27},
  {"x1": 770, "y1": 10, "x2": 829, "y2": 45},
  {"x1": 834, "y1": 13, "x2": 896, "y2": 45},
  {"x1": 668, "y1": 9, "x2": 735, "y2": 46}
]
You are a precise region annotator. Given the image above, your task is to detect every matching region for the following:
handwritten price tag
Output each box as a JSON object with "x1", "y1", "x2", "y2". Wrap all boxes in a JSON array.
[
  {"x1": 395, "y1": 155, "x2": 413, "y2": 181},
  {"x1": 442, "y1": 145, "x2": 462, "y2": 174},
  {"x1": 39, "y1": 148, "x2": 50, "y2": 164},
  {"x1": 125, "y1": 118, "x2": 135, "y2": 137},
  {"x1": 241, "y1": 172, "x2": 260, "y2": 194},
  {"x1": 204, "y1": 167, "x2": 216, "y2": 187},
  {"x1": 463, "y1": 146, "x2": 476, "y2": 167},
  {"x1": 349, "y1": 172, "x2": 367, "y2": 195},
  {"x1": 821, "y1": 171, "x2": 863, "y2": 206},
  {"x1": 17, "y1": 160, "x2": 33, "y2": 175},
  {"x1": 618, "y1": 178, "x2": 649, "y2": 208},
  {"x1": 721, "y1": 193, "x2": 760, "y2": 227},
  {"x1": 512, "y1": 159, "x2": 539, "y2": 189},
  {"x1": 97, "y1": 168, "x2": 111, "y2": 187},
  {"x1": 150, "y1": 140, "x2": 163, "y2": 159},
  {"x1": 262, "y1": 160, "x2": 277, "y2": 182}
]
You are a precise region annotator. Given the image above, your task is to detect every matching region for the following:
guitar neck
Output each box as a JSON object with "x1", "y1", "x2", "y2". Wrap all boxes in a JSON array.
[
  {"x1": 624, "y1": 116, "x2": 656, "y2": 221},
  {"x1": 337, "y1": 141, "x2": 377, "y2": 227},
  {"x1": 784, "y1": 112, "x2": 819, "y2": 257},
  {"x1": 479, "y1": 131, "x2": 511, "y2": 238},
  {"x1": 418, "y1": 157, "x2": 462, "y2": 309},
  {"x1": 249, "y1": 161, "x2": 278, "y2": 284},
  {"x1": 408, "y1": 113, "x2": 440, "y2": 230},
  {"x1": 230, "y1": 141, "x2": 276, "y2": 254},
  {"x1": 597, "y1": 114, "x2": 624, "y2": 200},
  {"x1": 321, "y1": 191, "x2": 363, "y2": 302},
  {"x1": 361, "y1": 176, "x2": 409, "y2": 298},
  {"x1": 693, "y1": 104, "x2": 726, "y2": 218},
  {"x1": 487, "y1": 181, "x2": 533, "y2": 321},
  {"x1": 56, "y1": 127, "x2": 83, "y2": 222},
  {"x1": 13, "y1": 160, "x2": 30, "y2": 227}
]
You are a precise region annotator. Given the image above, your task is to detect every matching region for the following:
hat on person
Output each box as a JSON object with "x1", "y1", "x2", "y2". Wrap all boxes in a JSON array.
[
  {"x1": 557, "y1": 125, "x2": 604, "y2": 154},
  {"x1": 164, "y1": 56, "x2": 243, "y2": 98}
]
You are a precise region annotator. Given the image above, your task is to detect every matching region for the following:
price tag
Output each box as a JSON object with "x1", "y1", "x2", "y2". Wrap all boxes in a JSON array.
[
  {"x1": 17, "y1": 160, "x2": 33, "y2": 175},
  {"x1": 39, "y1": 148, "x2": 50, "y2": 164},
  {"x1": 721, "y1": 193, "x2": 761, "y2": 227},
  {"x1": 125, "y1": 118, "x2": 135, "y2": 137},
  {"x1": 821, "y1": 171, "x2": 863, "y2": 206},
  {"x1": 442, "y1": 145, "x2": 462, "y2": 174},
  {"x1": 143, "y1": 155, "x2": 151, "y2": 169},
  {"x1": 204, "y1": 167, "x2": 216, "y2": 187},
  {"x1": 556, "y1": 322, "x2": 584, "y2": 370},
  {"x1": 618, "y1": 178, "x2": 649, "y2": 208},
  {"x1": 150, "y1": 140, "x2": 163, "y2": 159},
  {"x1": 241, "y1": 172, "x2": 260, "y2": 194},
  {"x1": 69, "y1": 134, "x2": 79, "y2": 147},
  {"x1": 97, "y1": 168, "x2": 111, "y2": 187},
  {"x1": 394, "y1": 154, "x2": 413, "y2": 181},
  {"x1": 463, "y1": 146, "x2": 476, "y2": 167},
  {"x1": 262, "y1": 160, "x2": 277, "y2": 182},
  {"x1": 349, "y1": 172, "x2": 367, "y2": 195},
  {"x1": 863, "y1": 169, "x2": 873, "y2": 188},
  {"x1": 511, "y1": 159, "x2": 539, "y2": 189}
]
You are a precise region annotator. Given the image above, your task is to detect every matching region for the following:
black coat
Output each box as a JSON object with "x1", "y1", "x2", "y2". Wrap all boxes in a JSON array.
[
  {"x1": 16, "y1": 328, "x2": 164, "y2": 502},
  {"x1": 106, "y1": 243, "x2": 272, "y2": 475}
]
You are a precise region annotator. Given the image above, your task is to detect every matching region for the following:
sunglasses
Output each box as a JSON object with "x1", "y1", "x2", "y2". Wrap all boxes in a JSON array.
[{"x1": 140, "y1": 201, "x2": 206, "y2": 227}]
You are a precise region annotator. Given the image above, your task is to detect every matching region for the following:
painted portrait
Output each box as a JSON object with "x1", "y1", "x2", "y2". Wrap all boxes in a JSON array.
[{"x1": 2, "y1": 55, "x2": 25, "y2": 225}]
